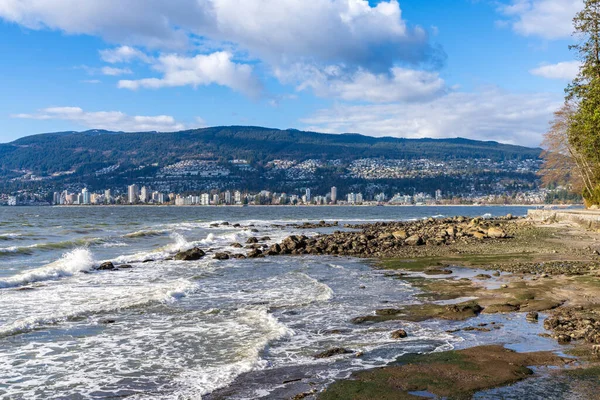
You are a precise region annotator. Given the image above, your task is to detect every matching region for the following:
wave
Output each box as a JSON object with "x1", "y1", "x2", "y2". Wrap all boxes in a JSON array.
[
  {"x1": 0, "y1": 233, "x2": 25, "y2": 241},
  {"x1": 0, "y1": 279, "x2": 199, "y2": 337},
  {"x1": 0, "y1": 248, "x2": 95, "y2": 289},
  {"x1": 172, "y1": 306, "x2": 292, "y2": 398},
  {"x1": 0, "y1": 237, "x2": 108, "y2": 255},
  {"x1": 123, "y1": 229, "x2": 168, "y2": 239}
]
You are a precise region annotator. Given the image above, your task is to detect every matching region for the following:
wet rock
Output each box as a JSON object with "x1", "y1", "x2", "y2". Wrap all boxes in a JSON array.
[
  {"x1": 557, "y1": 334, "x2": 572, "y2": 344},
  {"x1": 259, "y1": 236, "x2": 271, "y2": 241},
  {"x1": 210, "y1": 223, "x2": 219, "y2": 227},
  {"x1": 97, "y1": 262, "x2": 115, "y2": 271},
  {"x1": 314, "y1": 348, "x2": 353, "y2": 359},
  {"x1": 214, "y1": 253, "x2": 230, "y2": 260},
  {"x1": 391, "y1": 329, "x2": 408, "y2": 339},
  {"x1": 174, "y1": 247, "x2": 206, "y2": 261},
  {"x1": 99, "y1": 318, "x2": 116, "y2": 324},
  {"x1": 483, "y1": 304, "x2": 520, "y2": 314},
  {"x1": 475, "y1": 274, "x2": 492, "y2": 280},
  {"x1": 246, "y1": 237, "x2": 259, "y2": 244},
  {"x1": 526, "y1": 312, "x2": 539, "y2": 322},
  {"x1": 230, "y1": 242, "x2": 243, "y2": 248},
  {"x1": 118, "y1": 264, "x2": 133, "y2": 269},
  {"x1": 376, "y1": 308, "x2": 402, "y2": 316},
  {"x1": 247, "y1": 249, "x2": 264, "y2": 258}
]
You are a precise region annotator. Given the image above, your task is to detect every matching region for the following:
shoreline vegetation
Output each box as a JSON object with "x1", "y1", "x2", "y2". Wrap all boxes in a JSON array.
[{"x1": 190, "y1": 213, "x2": 600, "y2": 399}]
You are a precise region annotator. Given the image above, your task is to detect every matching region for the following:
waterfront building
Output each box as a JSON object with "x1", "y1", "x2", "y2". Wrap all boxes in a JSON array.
[
  {"x1": 435, "y1": 189, "x2": 443, "y2": 201},
  {"x1": 105, "y1": 189, "x2": 112, "y2": 204},
  {"x1": 331, "y1": 187, "x2": 337, "y2": 204},
  {"x1": 140, "y1": 186, "x2": 149, "y2": 203},
  {"x1": 224, "y1": 190, "x2": 232, "y2": 205},
  {"x1": 7, "y1": 196, "x2": 17, "y2": 206},
  {"x1": 82, "y1": 188, "x2": 90, "y2": 205},
  {"x1": 234, "y1": 191, "x2": 242, "y2": 204},
  {"x1": 53, "y1": 192, "x2": 61, "y2": 205},
  {"x1": 305, "y1": 188, "x2": 311, "y2": 203},
  {"x1": 128, "y1": 184, "x2": 139, "y2": 204},
  {"x1": 201, "y1": 193, "x2": 210, "y2": 206}
]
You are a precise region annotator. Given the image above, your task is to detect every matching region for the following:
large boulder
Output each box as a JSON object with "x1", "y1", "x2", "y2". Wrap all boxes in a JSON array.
[
  {"x1": 97, "y1": 261, "x2": 115, "y2": 270},
  {"x1": 405, "y1": 235, "x2": 424, "y2": 246},
  {"x1": 392, "y1": 230, "x2": 408, "y2": 240},
  {"x1": 391, "y1": 329, "x2": 408, "y2": 339},
  {"x1": 213, "y1": 253, "x2": 230, "y2": 260},
  {"x1": 487, "y1": 227, "x2": 507, "y2": 239},
  {"x1": 174, "y1": 247, "x2": 206, "y2": 261}
]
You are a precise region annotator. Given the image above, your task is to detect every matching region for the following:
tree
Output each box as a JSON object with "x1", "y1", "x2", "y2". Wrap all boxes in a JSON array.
[
  {"x1": 564, "y1": 0, "x2": 600, "y2": 205},
  {"x1": 540, "y1": 103, "x2": 590, "y2": 195}
]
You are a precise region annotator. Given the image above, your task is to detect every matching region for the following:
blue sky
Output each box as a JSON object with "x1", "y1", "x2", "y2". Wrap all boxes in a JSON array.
[{"x1": 0, "y1": 0, "x2": 582, "y2": 146}]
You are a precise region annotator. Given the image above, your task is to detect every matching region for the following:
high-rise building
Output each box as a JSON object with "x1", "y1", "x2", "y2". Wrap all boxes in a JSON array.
[
  {"x1": 331, "y1": 187, "x2": 337, "y2": 204},
  {"x1": 82, "y1": 188, "x2": 90, "y2": 205},
  {"x1": 212, "y1": 194, "x2": 220, "y2": 205},
  {"x1": 104, "y1": 189, "x2": 112, "y2": 204},
  {"x1": 356, "y1": 193, "x2": 363, "y2": 204},
  {"x1": 435, "y1": 189, "x2": 443, "y2": 201},
  {"x1": 305, "y1": 188, "x2": 311, "y2": 203},
  {"x1": 347, "y1": 192, "x2": 356, "y2": 204},
  {"x1": 53, "y1": 192, "x2": 61, "y2": 205},
  {"x1": 234, "y1": 191, "x2": 242, "y2": 204},
  {"x1": 224, "y1": 190, "x2": 232, "y2": 205},
  {"x1": 201, "y1": 193, "x2": 210, "y2": 206},
  {"x1": 140, "y1": 186, "x2": 149, "y2": 203},
  {"x1": 128, "y1": 184, "x2": 139, "y2": 204}
]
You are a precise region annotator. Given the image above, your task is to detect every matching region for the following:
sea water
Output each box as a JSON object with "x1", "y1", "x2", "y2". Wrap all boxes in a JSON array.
[{"x1": 0, "y1": 205, "x2": 552, "y2": 399}]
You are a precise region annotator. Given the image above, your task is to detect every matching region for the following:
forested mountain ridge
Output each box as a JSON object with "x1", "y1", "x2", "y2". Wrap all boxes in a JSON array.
[{"x1": 0, "y1": 126, "x2": 541, "y2": 176}]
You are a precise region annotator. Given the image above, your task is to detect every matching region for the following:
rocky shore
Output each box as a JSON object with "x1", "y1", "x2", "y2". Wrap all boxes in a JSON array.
[{"x1": 173, "y1": 214, "x2": 600, "y2": 399}]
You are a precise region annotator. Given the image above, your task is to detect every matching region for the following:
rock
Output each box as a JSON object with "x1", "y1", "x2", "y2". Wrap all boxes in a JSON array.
[
  {"x1": 174, "y1": 247, "x2": 206, "y2": 261},
  {"x1": 376, "y1": 308, "x2": 402, "y2": 315},
  {"x1": 483, "y1": 304, "x2": 520, "y2": 314},
  {"x1": 492, "y1": 271, "x2": 501, "y2": 277},
  {"x1": 118, "y1": 264, "x2": 133, "y2": 269},
  {"x1": 210, "y1": 223, "x2": 219, "y2": 227},
  {"x1": 405, "y1": 235, "x2": 424, "y2": 246},
  {"x1": 557, "y1": 334, "x2": 572, "y2": 344},
  {"x1": 472, "y1": 231, "x2": 487, "y2": 240},
  {"x1": 392, "y1": 230, "x2": 408, "y2": 240},
  {"x1": 314, "y1": 347, "x2": 353, "y2": 358},
  {"x1": 221, "y1": 222, "x2": 230, "y2": 226},
  {"x1": 214, "y1": 253, "x2": 230, "y2": 260},
  {"x1": 487, "y1": 227, "x2": 507, "y2": 239},
  {"x1": 246, "y1": 237, "x2": 259, "y2": 244},
  {"x1": 260, "y1": 236, "x2": 271, "y2": 241},
  {"x1": 250, "y1": 228, "x2": 259, "y2": 233},
  {"x1": 391, "y1": 329, "x2": 408, "y2": 339},
  {"x1": 97, "y1": 262, "x2": 115, "y2": 270},
  {"x1": 475, "y1": 274, "x2": 492, "y2": 280},
  {"x1": 230, "y1": 242, "x2": 243, "y2": 248},
  {"x1": 247, "y1": 249, "x2": 264, "y2": 258},
  {"x1": 99, "y1": 318, "x2": 116, "y2": 324},
  {"x1": 526, "y1": 312, "x2": 539, "y2": 322}
]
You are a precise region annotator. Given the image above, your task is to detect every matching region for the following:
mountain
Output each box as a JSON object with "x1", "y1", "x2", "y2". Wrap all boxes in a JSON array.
[
  {"x1": 0, "y1": 126, "x2": 542, "y2": 197},
  {"x1": 0, "y1": 126, "x2": 540, "y2": 175}
]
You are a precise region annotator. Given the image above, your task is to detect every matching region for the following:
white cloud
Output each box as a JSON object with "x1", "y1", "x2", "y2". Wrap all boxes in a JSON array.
[
  {"x1": 0, "y1": 0, "x2": 442, "y2": 69},
  {"x1": 302, "y1": 89, "x2": 562, "y2": 147},
  {"x1": 81, "y1": 79, "x2": 101, "y2": 84},
  {"x1": 498, "y1": 0, "x2": 583, "y2": 39},
  {"x1": 99, "y1": 46, "x2": 152, "y2": 63},
  {"x1": 279, "y1": 64, "x2": 446, "y2": 103},
  {"x1": 530, "y1": 61, "x2": 580, "y2": 79},
  {"x1": 101, "y1": 66, "x2": 132, "y2": 76},
  {"x1": 118, "y1": 51, "x2": 262, "y2": 97},
  {"x1": 12, "y1": 106, "x2": 187, "y2": 132}
]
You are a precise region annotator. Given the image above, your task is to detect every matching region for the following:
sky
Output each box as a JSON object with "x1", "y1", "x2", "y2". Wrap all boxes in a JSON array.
[{"x1": 0, "y1": 0, "x2": 583, "y2": 146}]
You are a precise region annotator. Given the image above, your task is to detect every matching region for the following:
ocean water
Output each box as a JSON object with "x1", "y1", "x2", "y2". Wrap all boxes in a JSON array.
[{"x1": 0, "y1": 205, "x2": 551, "y2": 399}]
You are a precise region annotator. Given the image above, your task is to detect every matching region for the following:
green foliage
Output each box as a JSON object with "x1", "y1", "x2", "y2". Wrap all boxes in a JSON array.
[{"x1": 564, "y1": 0, "x2": 600, "y2": 205}]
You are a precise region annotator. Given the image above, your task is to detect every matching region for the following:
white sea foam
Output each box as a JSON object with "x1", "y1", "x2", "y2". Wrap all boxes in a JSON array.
[
  {"x1": 0, "y1": 248, "x2": 95, "y2": 289},
  {"x1": 172, "y1": 306, "x2": 292, "y2": 398},
  {"x1": 0, "y1": 278, "x2": 199, "y2": 337}
]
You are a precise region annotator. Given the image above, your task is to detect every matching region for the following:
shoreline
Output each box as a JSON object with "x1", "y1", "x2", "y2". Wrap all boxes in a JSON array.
[{"x1": 208, "y1": 214, "x2": 600, "y2": 399}]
